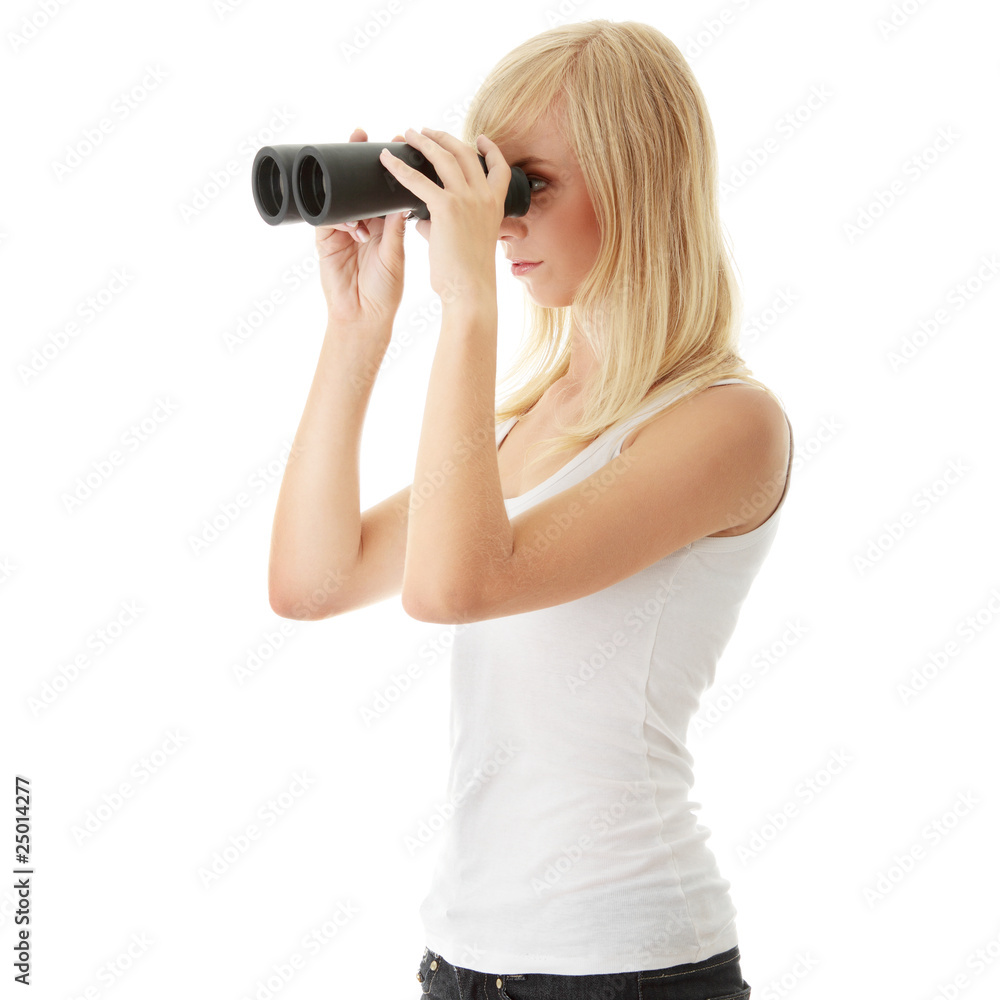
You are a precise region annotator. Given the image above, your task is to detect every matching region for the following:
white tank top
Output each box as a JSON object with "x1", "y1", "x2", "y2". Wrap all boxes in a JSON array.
[{"x1": 418, "y1": 378, "x2": 794, "y2": 975}]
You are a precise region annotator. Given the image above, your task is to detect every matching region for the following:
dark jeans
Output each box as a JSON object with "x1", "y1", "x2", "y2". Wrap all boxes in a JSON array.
[{"x1": 415, "y1": 945, "x2": 751, "y2": 1000}]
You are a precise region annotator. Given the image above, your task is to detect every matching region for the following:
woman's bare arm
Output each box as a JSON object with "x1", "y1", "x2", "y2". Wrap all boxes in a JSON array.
[{"x1": 268, "y1": 319, "x2": 408, "y2": 619}]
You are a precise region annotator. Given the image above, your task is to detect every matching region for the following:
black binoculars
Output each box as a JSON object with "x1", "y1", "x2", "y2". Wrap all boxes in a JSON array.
[{"x1": 252, "y1": 142, "x2": 531, "y2": 227}]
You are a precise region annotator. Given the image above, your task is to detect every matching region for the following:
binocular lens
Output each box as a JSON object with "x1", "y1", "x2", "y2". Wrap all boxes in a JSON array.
[
  {"x1": 254, "y1": 155, "x2": 284, "y2": 220},
  {"x1": 295, "y1": 155, "x2": 326, "y2": 220},
  {"x1": 251, "y1": 145, "x2": 304, "y2": 224}
]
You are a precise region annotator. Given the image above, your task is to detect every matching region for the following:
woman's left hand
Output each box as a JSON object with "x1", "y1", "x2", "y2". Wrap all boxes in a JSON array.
[{"x1": 379, "y1": 127, "x2": 509, "y2": 304}]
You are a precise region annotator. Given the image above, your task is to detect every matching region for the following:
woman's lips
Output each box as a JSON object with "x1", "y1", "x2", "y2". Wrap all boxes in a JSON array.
[{"x1": 511, "y1": 261, "x2": 542, "y2": 275}]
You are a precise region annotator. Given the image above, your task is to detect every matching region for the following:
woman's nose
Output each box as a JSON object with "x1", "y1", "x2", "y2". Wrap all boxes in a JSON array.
[{"x1": 497, "y1": 214, "x2": 526, "y2": 240}]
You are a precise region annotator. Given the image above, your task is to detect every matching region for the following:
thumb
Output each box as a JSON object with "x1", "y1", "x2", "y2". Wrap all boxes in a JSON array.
[
  {"x1": 377, "y1": 133, "x2": 409, "y2": 260},
  {"x1": 378, "y1": 210, "x2": 408, "y2": 262}
]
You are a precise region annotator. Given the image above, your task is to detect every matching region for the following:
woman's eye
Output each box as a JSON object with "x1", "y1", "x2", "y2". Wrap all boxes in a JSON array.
[{"x1": 528, "y1": 176, "x2": 548, "y2": 193}]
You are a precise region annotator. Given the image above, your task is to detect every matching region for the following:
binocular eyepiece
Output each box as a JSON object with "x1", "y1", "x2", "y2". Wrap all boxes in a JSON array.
[{"x1": 252, "y1": 142, "x2": 531, "y2": 227}]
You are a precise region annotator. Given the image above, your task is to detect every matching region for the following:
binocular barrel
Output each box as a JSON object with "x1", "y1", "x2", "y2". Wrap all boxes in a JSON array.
[{"x1": 252, "y1": 142, "x2": 531, "y2": 227}]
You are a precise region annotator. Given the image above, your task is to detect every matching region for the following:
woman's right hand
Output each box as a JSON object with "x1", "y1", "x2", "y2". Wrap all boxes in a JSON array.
[{"x1": 317, "y1": 127, "x2": 409, "y2": 329}]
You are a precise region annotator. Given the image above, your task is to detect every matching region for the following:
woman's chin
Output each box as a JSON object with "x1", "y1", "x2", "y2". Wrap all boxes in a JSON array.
[{"x1": 520, "y1": 286, "x2": 571, "y2": 309}]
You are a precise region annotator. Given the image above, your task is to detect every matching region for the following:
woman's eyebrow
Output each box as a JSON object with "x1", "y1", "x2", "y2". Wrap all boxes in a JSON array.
[{"x1": 512, "y1": 156, "x2": 556, "y2": 168}]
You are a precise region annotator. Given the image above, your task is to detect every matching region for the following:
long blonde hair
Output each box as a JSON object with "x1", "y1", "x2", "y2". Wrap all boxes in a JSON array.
[{"x1": 461, "y1": 19, "x2": 782, "y2": 468}]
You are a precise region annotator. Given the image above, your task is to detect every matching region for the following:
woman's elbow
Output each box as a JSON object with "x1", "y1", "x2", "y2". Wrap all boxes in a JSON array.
[{"x1": 401, "y1": 580, "x2": 479, "y2": 623}]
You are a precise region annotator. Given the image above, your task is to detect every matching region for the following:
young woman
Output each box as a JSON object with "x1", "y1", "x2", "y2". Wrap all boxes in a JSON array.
[{"x1": 269, "y1": 19, "x2": 793, "y2": 1000}]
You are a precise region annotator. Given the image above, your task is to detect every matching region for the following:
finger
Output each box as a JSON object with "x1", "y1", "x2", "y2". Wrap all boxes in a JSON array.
[
  {"x1": 379, "y1": 209, "x2": 408, "y2": 253},
  {"x1": 322, "y1": 218, "x2": 367, "y2": 241},
  {"x1": 387, "y1": 135, "x2": 426, "y2": 227},
  {"x1": 314, "y1": 225, "x2": 353, "y2": 249},
  {"x1": 474, "y1": 133, "x2": 512, "y2": 205},
  {"x1": 325, "y1": 220, "x2": 364, "y2": 239},
  {"x1": 379, "y1": 147, "x2": 441, "y2": 205},
  {"x1": 418, "y1": 126, "x2": 486, "y2": 187},
  {"x1": 397, "y1": 127, "x2": 467, "y2": 192}
]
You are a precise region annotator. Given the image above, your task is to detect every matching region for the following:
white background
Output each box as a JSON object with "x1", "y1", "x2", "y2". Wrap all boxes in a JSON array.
[{"x1": 3, "y1": 0, "x2": 999, "y2": 997}]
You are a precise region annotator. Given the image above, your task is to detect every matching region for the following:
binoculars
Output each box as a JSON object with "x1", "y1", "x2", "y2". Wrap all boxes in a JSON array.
[{"x1": 251, "y1": 141, "x2": 532, "y2": 227}]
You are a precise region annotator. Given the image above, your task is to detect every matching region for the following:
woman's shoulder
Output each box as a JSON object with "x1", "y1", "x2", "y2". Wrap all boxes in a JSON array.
[
  {"x1": 619, "y1": 381, "x2": 790, "y2": 536},
  {"x1": 621, "y1": 380, "x2": 784, "y2": 452}
]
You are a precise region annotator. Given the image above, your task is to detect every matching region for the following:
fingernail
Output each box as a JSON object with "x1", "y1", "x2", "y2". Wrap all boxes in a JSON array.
[
  {"x1": 357, "y1": 228, "x2": 370, "y2": 242},
  {"x1": 346, "y1": 221, "x2": 358, "y2": 228}
]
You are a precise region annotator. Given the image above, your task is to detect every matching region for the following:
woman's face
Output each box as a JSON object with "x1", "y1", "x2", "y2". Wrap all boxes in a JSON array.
[{"x1": 494, "y1": 109, "x2": 602, "y2": 307}]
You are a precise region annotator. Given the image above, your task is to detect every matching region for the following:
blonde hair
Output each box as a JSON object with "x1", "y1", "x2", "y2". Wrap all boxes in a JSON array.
[{"x1": 461, "y1": 19, "x2": 782, "y2": 468}]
